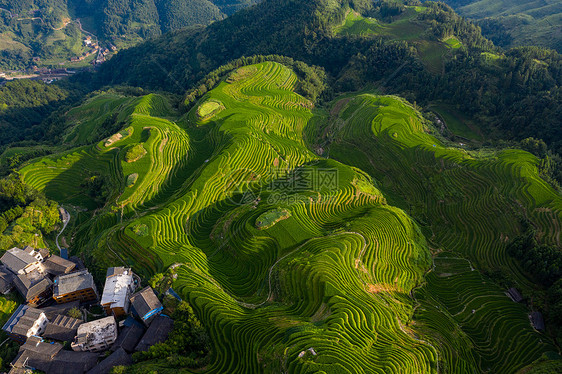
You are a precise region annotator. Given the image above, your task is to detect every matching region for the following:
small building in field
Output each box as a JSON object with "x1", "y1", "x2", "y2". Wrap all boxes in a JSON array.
[
  {"x1": 14, "y1": 270, "x2": 53, "y2": 306},
  {"x1": 101, "y1": 267, "x2": 135, "y2": 317},
  {"x1": 0, "y1": 264, "x2": 15, "y2": 294},
  {"x1": 530, "y1": 311, "x2": 545, "y2": 331},
  {"x1": 1, "y1": 247, "x2": 43, "y2": 275},
  {"x1": 43, "y1": 314, "x2": 83, "y2": 342},
  {"x1": 2, "y1": 305, "x2": 48, "y2": 343},
  {"x1": 43, "y1": 255, "x2": 76, "y2": 276},
  {"x1": 135, "y1": 315, "x2": 173, "y2": 352},
  {"x1": 72, "y1": 316, "x2": 118, "y2": 352},
  {"x1": 130, "y1": 286, "x2": 163, "y2": 326},
  {"x1": 53, "y1": 269, "x2": 98, "y2": 304},
  {"x1": 507, "y1": 287, "x2": 523, "y2": 303}
]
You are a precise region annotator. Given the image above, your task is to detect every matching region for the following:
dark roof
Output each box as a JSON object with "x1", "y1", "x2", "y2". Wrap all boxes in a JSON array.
[
  {"x1": 0, "y1": 264, "x2": 15, "y2": 293},
  {"x1": 21, "y1": 336, "x2": 63, "y2": 358},
  {"x1": 43, "y1": 314, "x2": 83, "y2": 342},
  {"x1": 507, "y1": 287, "x2": 523, "y2": 303},
  {"x1": 135, "y1": 315, "x2": 173, "y2": 352},
  {"x1": 111, "y1": 322, "x2": 144, "y2": 353},
  {"x1": 50, "y1": 350, "x2": 99, "y2": 374},
  {"x1": 130, "y1": 287, "x2": 162, "y2": 320},
  {"x1": 69, "y1": 256, "x2": 86, "y2": 270},
  {"x1": 530, "y1": 311, "x2": 545, "y2": 330},
  {"x1": 3, "y1": 305, "x2": 45, "y2": 337},
  {"x1": 12, "y1": 337, "x2": 98, "y2": 374},
  {"x1": 54, "y1": 270, "x2": 97, "y2": 297},
  {"x1": 43, "y1": 255, "x2": 76, "y2": 276},
  {"x1": 13, "y1": 271, "x2": 53, "y2": 301},
  {"x1": 87, "y1": 348, "x2": 132, "y2": 374},
  {"x1": 0, "y1": 247, "x2": 39, "y2": 273},
  {"x1": 39, "y1": 300, "x2": 81, "y2": 320}
]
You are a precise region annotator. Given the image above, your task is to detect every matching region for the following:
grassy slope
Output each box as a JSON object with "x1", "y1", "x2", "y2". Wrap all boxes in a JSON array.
[
  {"x1": 18, "y1": 62, "x2": 562, "y2": 373},
  {"x1": 445, "y1": 0, "x2": 562, "y2": 51},
  {"x1": 325, "y1": 93, "x2": 561, "y2": 373},
  {"x1": 334, "y1": 7, "x2": 454, "y2": 74}
]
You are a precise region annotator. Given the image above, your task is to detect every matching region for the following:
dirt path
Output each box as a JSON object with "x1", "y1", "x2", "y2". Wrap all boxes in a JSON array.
[{"x1": 56, "y1": 207, "x2": 70, "y2": 255}]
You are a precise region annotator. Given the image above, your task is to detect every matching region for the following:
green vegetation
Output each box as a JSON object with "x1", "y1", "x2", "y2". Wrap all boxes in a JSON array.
[
  {"x1": 196, "y1": 99, "x2": 224, "y2": 120},
  {"x1": 440, "y1": 0, "x2": 562, "y2": 52},
  {"x1": 132, "y1": 223, "x2": 148, "y2": 236},
  {"x1": 255, "y1": 208, "x2": 290, "y2": 229},
  {"x1": 127, "y1": 173, "x2": 138, "y2": 187},
  {"x1": 443, "y1": 36, "x2": 461, "y2": 49},
  {"x1": 125, "y1": 144, "x2": 147, "y2": 163},
  {"x1": 428, "y1": 103, "x2": 482, "y2": 141},
  {"x1": 0, "y1": 294, "x2": 18, "y2": 371},
  {"x1": 132, "y1": 301, "x2": 210, "y2": 369},
  {"x1": 17, "y1": 61, "x2": 562, "y2": 372},
  {"x1": 3, "y1": 1, "x2": 562, "y2": 372},
  {"x1": 334, "y1": 11, "x2": 382, "y2": 36},
  {"x1": 0, "y1": 173, "x2": 60, "y2": 250},
  {"x1": 0, "y1": 0, "x2": 259, "y2": 69}
]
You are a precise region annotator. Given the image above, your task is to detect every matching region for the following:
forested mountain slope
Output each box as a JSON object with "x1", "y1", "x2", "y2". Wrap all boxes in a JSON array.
[
  {"x1": 0, "y1": 0, "x2": 259, "y2": 69},
  {"x1": 1, "y1": 1, "x2": 562, "y2": 373},
  {"x1": 437, "y1": 0, "x2": 562, "y2": 52},
  {"x1": 96, "y1": 0, "x2": 562, "y2": 155}
]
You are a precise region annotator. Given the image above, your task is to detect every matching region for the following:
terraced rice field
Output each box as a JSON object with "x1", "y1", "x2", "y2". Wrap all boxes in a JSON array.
[
  {"x1": 18, "y1": 62, "x2": 561, "y2": 373},
  {"x1": 327, "y1": 93, "x2": 561, "y2": 372}
]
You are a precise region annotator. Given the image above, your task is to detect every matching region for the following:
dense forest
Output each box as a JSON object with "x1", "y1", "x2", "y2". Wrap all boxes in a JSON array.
[
  {"x1": 3, "y1": 0, "x2": 561, "y2": 168},
  {"x1": 0, "y1": 173, "x2": 60, "y2": 250},
  {"x1": 95, "y1": 0, "x2": 562, "y2": 157},
  {"x1": 435, "y1": 0, "x2": 562, "y2": 52},
  {"x1": 0, "y1": 0, "x2": 259, "y2": 69},
  {"x1": 0, "y1": 79, "x2": 81, "y2": 148}
]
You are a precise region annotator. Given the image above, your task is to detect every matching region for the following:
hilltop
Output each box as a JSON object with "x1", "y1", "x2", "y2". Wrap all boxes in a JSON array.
[
  {"x1": 0, "y1": 0, "x2": 259, "y2": 70},
  {"x1": 0, "y1": 1, "x2": 561, "y2": 372},
  {"x1": 438, "y1": 0, "x2": 562, "y2": 52},
  {"x1": 4, "y1": 60, "x2": 559, "y2": 373}
]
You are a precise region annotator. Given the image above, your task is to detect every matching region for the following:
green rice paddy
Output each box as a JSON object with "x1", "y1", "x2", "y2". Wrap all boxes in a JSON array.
[{"x1": 18, "y1": 61, "x2": 562, "y2": 373}]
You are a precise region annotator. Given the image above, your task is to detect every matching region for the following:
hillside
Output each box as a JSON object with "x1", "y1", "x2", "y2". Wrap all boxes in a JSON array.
[
  {"x1": 11, "y1": 60, "x2": 561, "y2": 373},
  {"x1": 0, "y1": 1, "x2": 561, "y2": 372},
  {"x1": 0, "y1": 0, "x2": 259, "y2": 70},
  {"x1": 96, "y1": 0, "x2": 562, "y2": 157},
  {"x1": 438, "y1": 0, "x2": 562, "y2": 52}
]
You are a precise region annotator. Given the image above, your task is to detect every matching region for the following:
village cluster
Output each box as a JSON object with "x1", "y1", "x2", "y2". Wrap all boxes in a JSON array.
[{"x1": 0, "y1": 246, "x2": 174, "y2": 374}]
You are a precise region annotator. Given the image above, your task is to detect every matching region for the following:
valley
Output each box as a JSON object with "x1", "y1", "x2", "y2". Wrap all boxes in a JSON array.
[{"x1": 0, "y1": 1, "x2": 561, "y2": 373}]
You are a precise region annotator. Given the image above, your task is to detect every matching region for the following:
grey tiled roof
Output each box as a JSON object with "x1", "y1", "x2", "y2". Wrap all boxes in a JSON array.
[
  {"x1": 39, "y1": 300, "x2": 81, "y2": 320},
  {"x1": 43, "y1": 255, "x2": 76, "y2": 276},
  {"x1": 130, "y1": 287, "x2": 162, "y2": 320},
  {"x1": 54, "y1": 270, "x2": 97, "y2": 296},
  {"x1": 135, "y1": 315, "x2": 173, "y2": 352},
  {"x1": 13, "y1": 271, "x2": 53, "y2": 301},
  {"x1": 0, "y1": 264, "x2": 15, "y2": 293},
  {"x1": 87, "y1": 347, "x2": 131, "y2": 374},
  {"x1": 21, "y1": 336, "x2": 63, "y2": 358},
  {"x1": 2, "y1": 305, "x2": 44, "y2": 336},
  {"x1": 43, "y1": 314, "x2": 83, "y2": 342},
  {"x1": 1, "y1": 248, "x2": 39, "y2": 273},
  {"x1": 12, "y1": 339, "x2": 98, "y2": 374},
  {"x1": 111, "y1": 323, "x2": 144, "y2": 353}
]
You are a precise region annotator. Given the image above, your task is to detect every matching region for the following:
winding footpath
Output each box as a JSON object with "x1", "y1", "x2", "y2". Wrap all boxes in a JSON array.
[{"x1": 56, "y1": 208, "x2": 70, "y2": 257}]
